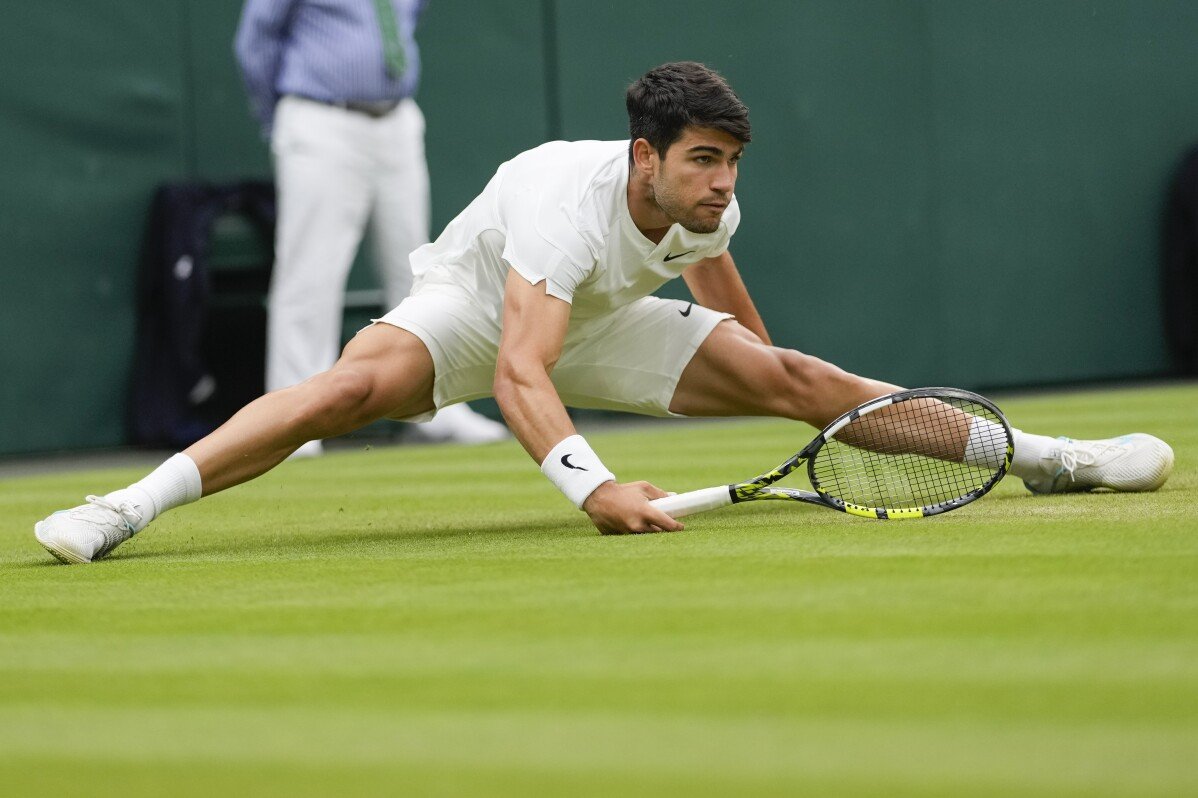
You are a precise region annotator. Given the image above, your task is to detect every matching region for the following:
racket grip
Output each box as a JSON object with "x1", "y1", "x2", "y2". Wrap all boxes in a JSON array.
[{"x1": 650, "y1": 486, "x2": 734, "y2": 519}]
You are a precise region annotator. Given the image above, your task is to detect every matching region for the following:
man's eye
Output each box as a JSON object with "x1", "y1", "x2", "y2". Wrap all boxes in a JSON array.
[{"x1": 695, "y1": 156, "x2": 712, "y2": 164}]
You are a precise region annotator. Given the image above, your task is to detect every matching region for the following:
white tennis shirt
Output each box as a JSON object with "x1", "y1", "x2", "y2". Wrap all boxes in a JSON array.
[{"x1": 409, "y1": 139, "x2": 741, "y2": 321}]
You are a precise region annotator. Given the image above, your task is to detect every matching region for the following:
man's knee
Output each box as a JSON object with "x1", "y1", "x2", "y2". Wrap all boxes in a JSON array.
[
  {"x1": 769, "y1": 349, "x2": 855, "y2": 424},
  {"x1": 290, "y1": 368, "x2": 379, "y2": 436}
]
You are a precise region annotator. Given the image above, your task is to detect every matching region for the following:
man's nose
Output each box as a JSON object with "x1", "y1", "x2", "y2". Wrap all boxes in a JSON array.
[{"x1": 711, "y1": 164, "x2": 734, "y2": 193}]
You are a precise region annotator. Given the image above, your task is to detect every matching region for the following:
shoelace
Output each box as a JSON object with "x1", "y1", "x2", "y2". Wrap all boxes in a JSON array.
[
  {"x1": 72, "y1": 494, "x2": 144, "y2": 531},
  {"x1": 1054, "y1": 440, "x2": 1123, "y2": 483}
]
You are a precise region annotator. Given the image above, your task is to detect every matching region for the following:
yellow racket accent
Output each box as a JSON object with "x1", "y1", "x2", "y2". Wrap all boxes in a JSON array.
[
  {"x1": 844, "y1": 504, "x2": 880, "y2": 519},
  {"x1": 884, "y1": 507, "x2": 926, "y2": 519}
]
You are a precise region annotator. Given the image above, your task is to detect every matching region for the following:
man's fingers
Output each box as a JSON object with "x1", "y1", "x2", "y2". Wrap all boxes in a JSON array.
[
  {"x1": 598, "y1": 516, "x2": 683, "y2": 535},
  {"x1": 645, "y1": 506, "x2": 684, "y2": 532},
  {"x1": 630, "y1": 481, "x2": 672, "y2": 500},
  {"x1": 587, "y1": 481, "x2": 686, "y2": 535}
]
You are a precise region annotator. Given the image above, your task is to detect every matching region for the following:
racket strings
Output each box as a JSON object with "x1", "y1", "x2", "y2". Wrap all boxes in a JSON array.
[{"x1": 813, "y1": 398, "x2": 1007, "y2": 510}]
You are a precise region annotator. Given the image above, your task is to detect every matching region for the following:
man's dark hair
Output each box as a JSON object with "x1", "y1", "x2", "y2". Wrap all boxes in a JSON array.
[{"x1": 625, "y1": 61, "x2": 751, "y2": 161}]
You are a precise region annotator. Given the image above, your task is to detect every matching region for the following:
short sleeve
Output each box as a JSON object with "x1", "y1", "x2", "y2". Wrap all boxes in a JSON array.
[{"x1": 499, "y1": 182, "x2": 596, "y2": 303}]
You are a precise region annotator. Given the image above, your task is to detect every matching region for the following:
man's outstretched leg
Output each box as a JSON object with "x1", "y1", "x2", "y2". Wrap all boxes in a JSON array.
[
  {"x1": 669, "y1": 320, "x2": 1173, "y2": 493},
  {"x1": 35, "y1": 324, "x2": 438, "y2": 564}
]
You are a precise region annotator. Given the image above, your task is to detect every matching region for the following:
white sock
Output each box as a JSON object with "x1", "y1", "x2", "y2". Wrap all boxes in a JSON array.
[
  {"x1": 1009, "y1": 430, "x2": 1059, "y2": 479},
  {"x1": 105, "y1": 453, "x2": 203, "y2": 532},
  {"x1": 962, "y1": 418, "x2": 1009, "y2": 470}
]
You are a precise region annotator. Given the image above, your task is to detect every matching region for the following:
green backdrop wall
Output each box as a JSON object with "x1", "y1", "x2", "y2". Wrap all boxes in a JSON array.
[{"x1": 1, "y1": 1, "x2": 1195, "y2": 455}]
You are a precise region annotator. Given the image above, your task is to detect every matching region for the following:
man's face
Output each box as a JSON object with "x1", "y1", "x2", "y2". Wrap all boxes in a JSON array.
[{"x1": 647, "y1": 126, "x2": 743, "y2": 234}]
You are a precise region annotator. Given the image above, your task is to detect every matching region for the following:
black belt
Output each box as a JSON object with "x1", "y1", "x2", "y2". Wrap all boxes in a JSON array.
[{"x1": 302, "y1": 96, "x2": 401, "y2": 118}]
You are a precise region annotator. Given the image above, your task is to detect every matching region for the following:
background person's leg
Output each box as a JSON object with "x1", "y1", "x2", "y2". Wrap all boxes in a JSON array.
[
  {"x1": 369, "y1": 99, "x2": 429, "y2": 312},
  {"x1": 368, "y1": 101, "x2": 507, "y2": 445},
  {"x1": 268, "y1": 99, "x2": 374, "y2": 395}
]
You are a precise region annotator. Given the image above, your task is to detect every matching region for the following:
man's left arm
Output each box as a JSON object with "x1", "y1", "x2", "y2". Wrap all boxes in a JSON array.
[
  {"x1": 234, "y1": 0, "x2": 297, "y2": 135},
  {"x1": 682, "y1": 251, "x2": 771, "y2": 345}
]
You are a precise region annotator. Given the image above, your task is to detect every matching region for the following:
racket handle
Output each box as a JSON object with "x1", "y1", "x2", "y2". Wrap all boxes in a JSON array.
[{"x1": 650, "y1": 486, "x2": 734, "y2": 519}]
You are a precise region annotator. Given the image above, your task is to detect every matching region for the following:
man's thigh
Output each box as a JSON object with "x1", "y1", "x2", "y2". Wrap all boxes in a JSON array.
[
  {"x1": 667, "y1": 319, "x2": 783, "y2": 417},
  {"x1": 334, "y1": 321, "x2": 437, "y2": 421},
  {"x1": 669, "y1": 320, "x2": 900, "y2": 423},
  {"x1": 373, "y1": 289, "x2": 502, "y2": 420}
]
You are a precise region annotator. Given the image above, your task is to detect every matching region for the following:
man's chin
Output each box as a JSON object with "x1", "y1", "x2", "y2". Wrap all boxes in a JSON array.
[{"x1": 679, "y1": 219, "x2": 721, "y2": 234}]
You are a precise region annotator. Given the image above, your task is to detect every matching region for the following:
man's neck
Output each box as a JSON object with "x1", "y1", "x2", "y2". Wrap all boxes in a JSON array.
[{"x1": 626, "y1": 165, "x2": 671, "y2": 244}]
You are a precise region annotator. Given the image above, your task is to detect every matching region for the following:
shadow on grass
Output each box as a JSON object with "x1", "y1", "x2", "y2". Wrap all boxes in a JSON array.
[
  {"x1": 7, "y1": 557, "x2": 71, "y2": 571},
  {"x1": 82, "y1": 515, "x2": 587, "y2": 564},
  {"x1": 16, "y1": 489, "x2": 1147, "y2": 568},
  {"x1": 13, "y1": 513, "x2": 715, "y2": 567}
]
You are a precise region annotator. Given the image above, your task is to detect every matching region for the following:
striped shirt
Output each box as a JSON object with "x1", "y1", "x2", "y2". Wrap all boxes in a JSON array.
[{"x1": 235, "y1": 0, "x2": 428, "y2": 132}]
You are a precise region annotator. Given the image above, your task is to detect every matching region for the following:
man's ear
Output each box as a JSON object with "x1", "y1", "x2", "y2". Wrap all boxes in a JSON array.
[{"x1": 631, "y1": 138, "x2": 657, "y2": 176}]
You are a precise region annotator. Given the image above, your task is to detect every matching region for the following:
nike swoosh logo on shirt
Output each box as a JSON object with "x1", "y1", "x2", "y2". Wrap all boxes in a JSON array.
[
  {"x1": 679, "y1": 303, "x2": 693, "y2": 317},
  {"x1": 663, "y1": 250, "x2": 696, "y2": 262}
]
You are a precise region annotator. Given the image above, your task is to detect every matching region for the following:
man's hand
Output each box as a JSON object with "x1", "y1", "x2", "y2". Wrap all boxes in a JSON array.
[{"x1": 583, "y1": 481, "x2": 685, "y2": 535}]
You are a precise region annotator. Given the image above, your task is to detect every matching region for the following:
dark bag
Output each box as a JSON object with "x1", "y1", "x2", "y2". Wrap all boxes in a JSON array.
[
  {"x1": 130, "y1": 181, "x2": 275, "y2": 447},
  {"x1": 1163, "y1": 146, "x2": 1198, "y2": 375}
]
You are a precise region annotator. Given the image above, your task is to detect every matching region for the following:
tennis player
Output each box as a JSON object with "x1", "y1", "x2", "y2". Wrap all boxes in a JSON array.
[{"x1": 35, "y1": 62, "x2": 1173, "y2": 562}]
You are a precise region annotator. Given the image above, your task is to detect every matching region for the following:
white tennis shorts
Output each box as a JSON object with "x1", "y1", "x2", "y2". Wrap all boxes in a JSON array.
[{"x1": 375, "y1": 288, "x2": 731, "y2": 421}]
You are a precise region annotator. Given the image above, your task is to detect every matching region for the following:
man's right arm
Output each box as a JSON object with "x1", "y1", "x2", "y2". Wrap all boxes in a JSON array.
[
  {"x1": 233, "y1": 0, "x2": 297, "y2": 134},
  {"x1": 682, "y1": 250, "x2": 771, "y2": 344},
  {"x1": 492, "y1": 268, "x2": 684, "y2": 535}
]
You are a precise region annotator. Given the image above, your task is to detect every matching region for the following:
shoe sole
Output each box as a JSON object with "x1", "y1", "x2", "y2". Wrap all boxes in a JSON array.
[{"x1": 33, "y1": 522, "x2": 90, "y2": 565}]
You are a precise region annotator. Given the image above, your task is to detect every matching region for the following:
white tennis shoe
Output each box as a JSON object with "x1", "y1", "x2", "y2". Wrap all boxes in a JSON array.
[
  {"x1": 1022, "y1": 434, "x2": 1174, "y2": 494},
  {"x1": 34, "y1": 495, "x2": 145, "y2": 564},
  {"x1": 411, "y1": 403, "x2": 509, "y2": 445}
]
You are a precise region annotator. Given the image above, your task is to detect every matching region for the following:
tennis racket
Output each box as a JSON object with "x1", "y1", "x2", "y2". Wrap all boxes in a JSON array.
[{"x1": 650, "y1": 387, "x2": 1013, "y2": 520}]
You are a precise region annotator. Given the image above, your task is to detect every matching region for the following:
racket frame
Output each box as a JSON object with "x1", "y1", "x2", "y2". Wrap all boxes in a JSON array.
[{"x1": 653, "y1": 387, "x2": 1013, "y2": 520}]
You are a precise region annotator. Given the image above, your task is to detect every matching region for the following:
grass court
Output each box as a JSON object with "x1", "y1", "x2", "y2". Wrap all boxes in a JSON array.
[{"x1": 1, "y1": 383, "x2": 1195, "y2": 796}]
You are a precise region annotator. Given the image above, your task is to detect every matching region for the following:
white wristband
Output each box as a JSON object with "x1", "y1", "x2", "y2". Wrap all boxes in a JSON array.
[{"x1": 540, "y1": 434, "x2": 616, "y2": 509}]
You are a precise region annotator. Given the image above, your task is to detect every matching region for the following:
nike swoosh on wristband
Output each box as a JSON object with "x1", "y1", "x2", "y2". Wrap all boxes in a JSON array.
[
  {"x1": 679, "y1": 303, "x2": 693, "y2": 317},
  {"x1": 561, "y1": 454, "x2": 588, "y2": 471},
  {"x1": 663, "y1": 250, "x2": 696, "y2": 262}
]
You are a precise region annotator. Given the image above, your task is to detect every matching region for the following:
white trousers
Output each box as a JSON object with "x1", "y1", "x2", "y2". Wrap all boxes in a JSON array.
[{"x1": 267, "y1": 95, "x2": 431, "y2": 392}]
